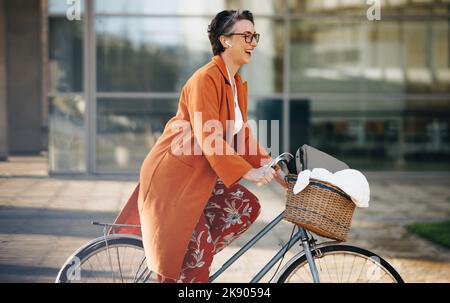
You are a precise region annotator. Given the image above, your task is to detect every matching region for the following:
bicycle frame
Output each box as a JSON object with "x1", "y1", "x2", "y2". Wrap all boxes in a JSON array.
[
  {"x1": 71, "y1": 152, "x2": 403, "y2": 283},
  {"x1": 94, "y1": 211, "x2": 328, "y2": 283},
  {"x1": 208, "y1": 211, "x2": 322, "y2": 283},
  {"x1": 92, "y1": 151, "x2": 328, "y2": 283}
]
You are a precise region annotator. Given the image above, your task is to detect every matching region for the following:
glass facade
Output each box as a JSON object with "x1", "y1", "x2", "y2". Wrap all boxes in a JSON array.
[
  {"x1": 48, "y1": 95, "x2": 86, "y2": 172},
  {"x1": 95, "y1": 16, "x2": 212, "y2": 92},
  {"x1": 96, "y1": 98, "x2": 178, "y2": 172},
  {"x1": 47, "y1": 0, "x2": 450, "y2": 173},
  {"x1": 48, "y1": 1, "x2": 85, "y2": 172}
]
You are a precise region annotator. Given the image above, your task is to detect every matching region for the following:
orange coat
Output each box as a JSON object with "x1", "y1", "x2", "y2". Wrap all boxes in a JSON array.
[{"x1": 112, "y1": 55, "x2": 271, "y2": 280}]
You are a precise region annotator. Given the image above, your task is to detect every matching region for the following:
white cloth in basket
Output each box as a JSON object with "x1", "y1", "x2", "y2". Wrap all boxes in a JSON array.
[{"x1": 293, "y1": 168, "x2": 370, "y2": 208}]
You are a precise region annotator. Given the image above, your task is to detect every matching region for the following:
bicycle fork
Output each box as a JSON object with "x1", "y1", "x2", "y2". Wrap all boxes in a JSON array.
[{"x1": 298, "y1": 228, "x2": 321, "y2": 283}]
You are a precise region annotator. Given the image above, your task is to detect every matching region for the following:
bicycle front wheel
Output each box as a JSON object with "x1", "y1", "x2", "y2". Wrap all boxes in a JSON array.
[
  {"x1": 277, "y1": 245, "x2": 404, "y2": 283},
  {"x1": 56, "y1": 235, "x2": 156, "y2": 283}
]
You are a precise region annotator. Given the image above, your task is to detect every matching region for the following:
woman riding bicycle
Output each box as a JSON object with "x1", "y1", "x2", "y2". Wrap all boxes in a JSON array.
[{"x1": 113, "y1": 9, "x2": 285, "y2": 283}]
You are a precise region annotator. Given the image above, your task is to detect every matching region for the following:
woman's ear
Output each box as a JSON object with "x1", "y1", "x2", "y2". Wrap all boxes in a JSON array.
[{"x1": 219, "y1": 35, "x2": 228, "y2": 49}]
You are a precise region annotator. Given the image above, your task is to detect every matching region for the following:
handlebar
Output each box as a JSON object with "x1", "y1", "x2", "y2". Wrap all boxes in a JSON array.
[{"x1": 263, "y1": 152, "x2": 294, "y2": 170}]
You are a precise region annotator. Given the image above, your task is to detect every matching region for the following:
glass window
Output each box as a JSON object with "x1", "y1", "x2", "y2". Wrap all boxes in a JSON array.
[
  {"x1": 307, "y1": 95, "x2": 405, "y2": 170},
  {"x1": 49, "y1": 17, "x2": 83, "y2": 93},
  {"x1": 287, "y1": 0, "x2": 443, "y2": 14},
  {"x1": 362, "y1": 21, "x2": 405, "y2": 94},
  {"x1": 290, "y1": 19, "x2": 449, "y2": 94},
  {"x1": 96, "y1": 98, "x2": 178, "y2": 172},
  {"x1": 403, "y1": 101, "x2": 450, "y2": 170},
  {"x1": 290, "y1": 19, "x2": 365, "y2": 93},
  {"x1": 247, "y1": 98, "x2": 283, "y2": 156},
  {"x1": 96, "y1": 16, "x2": 282, "y2": 94},
  {"x1": 95, "y1": 0, "x2": 284, "y2": 15},
  {"x1": 402, "y1": 20, "x2": 449, "y2": 94},
  {"x1": 289, "y1": 99, "x2": 311, "y2": 153},
  {"x1": 288, "y1": 0, "x2": 374, "y2": 14},
  {"x1": 432, "y1": 21, "x2": 450, "y2": 93},
  {"x1": 48, "y1": 95, "x2": 86, "y2": 172},
  {"x1": 48, "y1": 0, "x2": 84, "y2": 14},
  {"x1": 240, "y1": 18, "x2": 284, "y2": 94},
  {"x1": 403, "y1": 21, "x2": 431, "y2": 93},
  {"x1": 309, "y1": 117, "x2": 405, "y2": 169},
  {"x1": 96, "y1": 16, "x2": 212, "y2": 92},
  {"x1": 296, "y1": 95, "x2": 450, "y2": 170}
]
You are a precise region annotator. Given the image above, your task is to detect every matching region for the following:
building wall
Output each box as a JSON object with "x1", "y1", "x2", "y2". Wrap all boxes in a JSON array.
[
  {"x1": 0, "y1": 0, "x2": 7, "y2": 160},
  {"x1": 5, "y1": 0, "x2": 43, "y2": 154}
]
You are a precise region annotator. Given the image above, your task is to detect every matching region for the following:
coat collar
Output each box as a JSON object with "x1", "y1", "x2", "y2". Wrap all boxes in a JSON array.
[{"x1": 212, "y1": 55, "x2": 244, "y2": 86}]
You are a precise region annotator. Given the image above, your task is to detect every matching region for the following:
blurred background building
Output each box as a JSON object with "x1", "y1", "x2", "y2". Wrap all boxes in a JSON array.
[{"x1": 0, "y1": 0, "x2": 449, "y2": 174}]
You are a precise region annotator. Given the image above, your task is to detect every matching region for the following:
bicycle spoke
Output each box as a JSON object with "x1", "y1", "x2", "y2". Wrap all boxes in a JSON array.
[
  {"x1": 93, "y1": 251, "x2": 110, "y2": 282},
  {"x1": 355, "y1": 256, "x2": 368, "y2": 282},
  {"x1": 316, "y1": 258, "x2": 324, "y2": 282},
  {"x1": 133, "y1": 257, "x2": 146, "y2": 282},
  {"x1": 115, "y1": 247, "x2": 124, "y2": 283},
  {"x1": 374, "y1": 272, "x2": 389, "y2": 283},
  {"x1": 367, "y1": 258, "x2": 384, "y2": 283},
  {"x1": 293, "y1": 265, "x2": 306, "y2": 282},
  {"x1": 85, "y1": 259, "x2": 102, "y2": 283},
  {"x1": 141, "y1": 270, "x2": 154, "y2": 283},
  {"x1": 366, "y1": 259, "x2": 376, "y2": 283},
  {"x1": 119, "y1": 246, "x2": 128, "y2": 281},
  {"x1": 85, "y1": 255, "x2": 104, "y2": 283},
  {"x1": 127, "y1": 247, "x2": 138, "y2": 282},
  {"x1": 340, "y1": 254, "x2": 346, "y2": 282},
  {"x1": 282, "y1": 249, "x2": 400, "y2": 283},
  {"x1": 304, "y1": 262, "x2": 314, "y2": 282},
  {"x1": 347, "y1": 254, "x2": 357, "y2": 282},
  {"x1": 136, "y1": 266, "x2": 149, "y2": 283},
  {"x1": 322, "y1": 255, "x2": 331, "y2": 282},
  {"x1": 332, "y1": 254, "x2": 340, "y2": 282},
  {"x1": 134, "y1": 257, "x2": 148, "y2": 283}
]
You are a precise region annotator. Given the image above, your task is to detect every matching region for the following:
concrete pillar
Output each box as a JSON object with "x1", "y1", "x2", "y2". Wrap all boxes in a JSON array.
[
  {"x1": 5, "y1": 0, "x2": 43, "y2": 154},
  {"x1": 0, "y1": 0, "x2": 8, "y2": 160}
]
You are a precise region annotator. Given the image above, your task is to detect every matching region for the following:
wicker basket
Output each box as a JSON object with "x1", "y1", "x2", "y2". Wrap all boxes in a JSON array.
[{"x1": 284, "y1": 174, "x2": 355, "y2": 241}]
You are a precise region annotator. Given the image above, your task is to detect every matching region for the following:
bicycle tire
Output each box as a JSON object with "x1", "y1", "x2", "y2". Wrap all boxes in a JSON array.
[
  {"x1": 276, "y1": 245, "x2": 404, "y2": 283},
  {"x1": 56, "y1": 235, "x2": 154, "y2": 283}
]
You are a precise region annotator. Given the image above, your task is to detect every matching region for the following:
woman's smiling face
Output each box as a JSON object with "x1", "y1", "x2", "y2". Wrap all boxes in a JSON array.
[{"x1": 223, "y1": 19, "x2": 258, "y2": 66}]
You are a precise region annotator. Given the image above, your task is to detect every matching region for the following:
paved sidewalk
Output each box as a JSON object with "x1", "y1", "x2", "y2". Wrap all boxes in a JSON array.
[{"x1": 0, "y1": 156, "x2": 449, "y2": 282}]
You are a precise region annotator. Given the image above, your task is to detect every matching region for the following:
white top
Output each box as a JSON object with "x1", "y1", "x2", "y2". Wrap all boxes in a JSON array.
[{"x1": 226, "y1": 66, "x2": 243, "y2": 136}]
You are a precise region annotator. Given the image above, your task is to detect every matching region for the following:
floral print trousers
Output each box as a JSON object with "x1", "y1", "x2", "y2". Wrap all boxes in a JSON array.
[{"x1": 157, "y1": 178, "x2": 261, "y2": 283}]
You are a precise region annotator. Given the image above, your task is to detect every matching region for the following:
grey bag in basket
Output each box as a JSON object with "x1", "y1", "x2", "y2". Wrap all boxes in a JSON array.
[{"x1": 294, "y1": 144, "x2": 349, "y2": 173}]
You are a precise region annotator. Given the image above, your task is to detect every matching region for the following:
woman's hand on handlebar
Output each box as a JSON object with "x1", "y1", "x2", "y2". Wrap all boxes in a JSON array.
[
  {"x1": 260, "y1": 157, "x2": 288, "y2": 189},
  {"x1": 274, "y1": 167, "x2": 288, "y2": 189},
  {"x1": 261, "y1": 157, "x2": 287, "y2": 188},
  {"x1": 243, "y1": 166, "x2": 276, "y2": 186}
]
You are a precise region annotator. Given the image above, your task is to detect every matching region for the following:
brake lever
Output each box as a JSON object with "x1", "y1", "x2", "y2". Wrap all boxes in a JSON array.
[{"x1": 265, "y1": 152, "x2": 294, "y2": 169}]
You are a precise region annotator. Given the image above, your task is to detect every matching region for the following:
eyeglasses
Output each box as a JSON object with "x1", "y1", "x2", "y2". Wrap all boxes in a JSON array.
[{"x1": 228, "y1": 32, "x2": 260, "y2": 44}]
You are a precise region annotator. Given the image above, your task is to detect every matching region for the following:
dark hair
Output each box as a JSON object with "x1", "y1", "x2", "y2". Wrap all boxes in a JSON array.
[{"x1": 207, "y1": 10, "x2": 254, "y2": 56}]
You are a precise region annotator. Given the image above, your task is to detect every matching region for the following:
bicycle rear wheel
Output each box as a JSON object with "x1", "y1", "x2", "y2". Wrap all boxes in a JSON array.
[
  {"x1": 56, "y1": 235, "x2": 156, "y2": 283},
  {"x1": 277, "y1": 245, "x2": 404, "y2": 283}
]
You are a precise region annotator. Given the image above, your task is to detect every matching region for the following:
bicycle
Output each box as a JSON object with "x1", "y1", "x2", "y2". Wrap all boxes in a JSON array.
[{"x1": 55, "y1": 153, "x2": 404, "y2": 283}]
